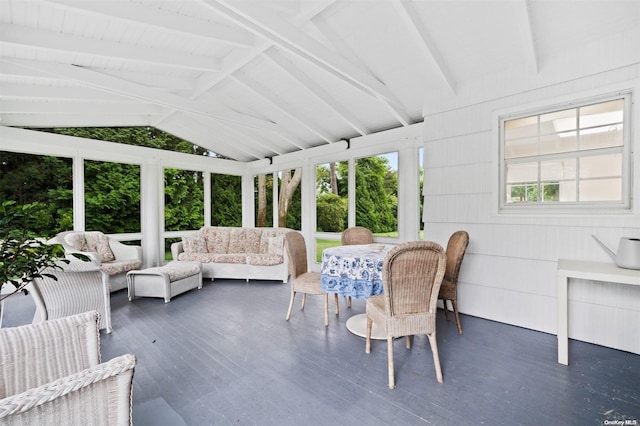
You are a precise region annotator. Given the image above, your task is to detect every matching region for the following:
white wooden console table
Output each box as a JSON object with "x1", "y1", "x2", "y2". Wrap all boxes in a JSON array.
[{"x1": 557, "y1": 259, "x2": 640, "y2": 365}]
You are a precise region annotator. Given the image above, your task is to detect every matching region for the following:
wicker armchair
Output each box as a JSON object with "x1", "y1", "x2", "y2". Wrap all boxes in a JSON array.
[
  {"x1": 285, "y1": 231, "x2": 339, "y2": 326},
  {"x1": 365, "y1": 241, "x2": 446, "y2": 388},
  {"x1": 0, "y1": 311, "x2": 136, "y2": 425},
  {"x1": 438, "y1": 230, "x2": 469, "y2": 334},
  {"x1": 341, "y1": 226, "x2": 374, "y2": 246},
  {"x1": 28, "y1": 259, "x2": 112, "y2": 333}
]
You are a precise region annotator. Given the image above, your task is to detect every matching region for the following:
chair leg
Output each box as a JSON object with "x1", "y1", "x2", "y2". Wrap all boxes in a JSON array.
[
  {"x1": 387, "y1": 337, "x2": 395, "y2": 389},
  {"x1": 365, "y1": 316, "x2": 372, "y2": 354},
  {"x1": 427, "y1": 332, "x2": 443, "y2": 383},
  {"x1": 324, "y1": 293, "x2": 329, "y2": 326},
  {"x1": 405, "y1": 335, "x2": 411, "y2": 349},
  {"x1": 452, "y1": 300, "x2": 462, "y2": 334},
  {"x1": 442, "y1": 299, "x2": 450, "y2": 321},
  {"x1": 334, "y1": 294, "x2": 339, "y2": 315},
  {"x1": 348, "y1": 296, "x2": 352, "y2": 308},
  {"x1": 286, "y1": 291, "x2": 296, "y2": 320},
  {"x1": 300, "y1": 293, "x2": 307, "y2": 310}
]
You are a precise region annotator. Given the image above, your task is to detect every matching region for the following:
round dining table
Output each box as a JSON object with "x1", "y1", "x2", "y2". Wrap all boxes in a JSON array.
[{"x1": 320, "y1": 243, "x2": 393, "y2": 339}]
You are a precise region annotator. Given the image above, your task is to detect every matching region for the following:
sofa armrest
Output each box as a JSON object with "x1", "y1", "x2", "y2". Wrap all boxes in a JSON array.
[
  {"x1": 108, "y1": 239, "x2": 142, "y2": 261},
  {"x1": 66, "y1": 250, "x2": 102, "y2": 264},
  {"x1": 170, "y1": 242, "x2": 184, "y2": 261},
  {"x1": 0, "y1": 354, "x2": 136, "y2": 421}
]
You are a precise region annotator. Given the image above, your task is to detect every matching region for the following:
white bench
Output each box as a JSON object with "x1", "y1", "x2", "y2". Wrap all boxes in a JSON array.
[{"x1": 127, "y1": 261, "x2": 202, "y2": 303}]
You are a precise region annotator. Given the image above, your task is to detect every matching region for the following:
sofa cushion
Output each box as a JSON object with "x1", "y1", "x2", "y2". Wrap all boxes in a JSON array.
[
  {"x1": 246, "y1": 254, "x2": 284, "y2": 266},
  {"x1": 228, "y1": 228, "x2": 261, "y2": 254},
  {"x1": 178, "y1": 252, "x2": 247, "y2": 264},
  {"x1": 64, "y1": 233, "x2": 88, "y2": 251},
  {"x1": 101, "y1": 259, "x2": 142, "y2": 276},
  {"x1": 201, "y1": 227, "x2": 230, "y2": 254},
  {"x1": 182, "y1": 234, "x2": 207, "y2": 255},
  {"x1": 85, "y1": 232, "x2": 116, "y2": 262}
]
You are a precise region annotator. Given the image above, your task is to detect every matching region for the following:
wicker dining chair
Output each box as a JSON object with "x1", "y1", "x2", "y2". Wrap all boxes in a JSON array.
[
  {"x1": 365, "y1": 241, "x2": 447, "y2": 388},
  {"x1": 341, "y1": 226, "x2": 374, "y2": 246},
  {"x1": 340, "y1": 226, "x2": 374, "y2": 307},
  {"x1": 0, "y1": 311, "x2": 136, "y2": 425},
  {"x1": 438, "y1": 230, "x2": 469, "y2": 335},
  {"x1": 28, "y1": 259, "x2": 113, "y2": 333},
  {"x1": 285, "y1": 231, "x2": 339, "y2": 326}
]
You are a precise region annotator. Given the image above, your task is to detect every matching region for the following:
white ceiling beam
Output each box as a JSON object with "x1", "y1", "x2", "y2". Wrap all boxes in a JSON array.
[
  {"x1": 157, "y1": 119, "x2": 262, "y2": 162},
  {"x1": 201, "y1": 0, "x2": 406, "y2": 109},
  {"x1": 266, "y1": 49, "x2": 369, "y2": 136},
  {"x1": 156, "y1": 1, "x2": 336, "y2": 129},
  {"x1": 0, "y1": 99, "x2": 164, "y2": 116},
  {"x1": 392, "y1": 0, "x2": 457, "y2": 96},
  {"x1": 0, "y1": 83, "x2": 128, "y2": 101},
  {"x1": 0, "y1": 114, "x2": 152, "y2": 128},
  {"x1": 0, "y1": 58, "x2": 279, "y2": 132},
  {"x1": 231, "y1": 74, "x2": 333, "y2": 146},
  {"x1": 0, "y1": 24, "x2": 221, "y2": 72},
  {"x1": 515, "y1": 0, "x2": 539, "y2": 74},
  {"x1": 43, "y1": 0, "x2": 255, "y2": 47}
]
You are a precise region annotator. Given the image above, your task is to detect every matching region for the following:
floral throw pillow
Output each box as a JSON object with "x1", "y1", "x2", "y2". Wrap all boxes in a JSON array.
[
  {"x1": 85, "y1": 232, "x2": 116, "y2": 263},
  {"x1": 268, "y1": 236, "x2": 284, "y2": 255},
  {"x1": 182, "y1": 235, "x2": 207, "y2": 254}
]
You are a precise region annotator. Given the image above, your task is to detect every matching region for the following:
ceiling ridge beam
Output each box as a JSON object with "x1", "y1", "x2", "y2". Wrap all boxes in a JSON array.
[
  {"x1": 42, "y1": 0, "x2": 255, "y2": 48},
  {"x1": 265, "y1": 49, "x2": 369, "y2": 136},
  {"x1": 0, "y1": 58, "x2": 279, "y2": 132},
  {"x1": 392, "y1": 0, "x2": 457, "y2": 96},
  {"x1": 201, "y1": 0, "x2": 406, "y2": 109},
  {"x1": 1, "y1": 23, "x2": 220, "y2": 72}
]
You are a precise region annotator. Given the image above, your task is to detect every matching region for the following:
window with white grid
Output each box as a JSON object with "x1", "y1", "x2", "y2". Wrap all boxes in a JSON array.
[{"x1": 499, "y1": 92, "x2": 632, "y2": 212}]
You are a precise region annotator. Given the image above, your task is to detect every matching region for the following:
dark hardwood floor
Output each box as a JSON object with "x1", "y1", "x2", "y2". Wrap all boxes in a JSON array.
[{"x1": 3, "y1": 279, "x2": 639, "y2": 426}]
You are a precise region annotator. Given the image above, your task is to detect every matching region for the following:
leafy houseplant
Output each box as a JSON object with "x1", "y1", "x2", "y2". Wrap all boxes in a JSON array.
[{"x1": 0, "y1": 200, "x2": 72, "y2": 302}]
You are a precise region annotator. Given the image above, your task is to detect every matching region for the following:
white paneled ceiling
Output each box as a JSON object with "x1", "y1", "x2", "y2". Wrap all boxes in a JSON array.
[{"x1": 1, "y1": 0, "x2": 638, "y2": 162}]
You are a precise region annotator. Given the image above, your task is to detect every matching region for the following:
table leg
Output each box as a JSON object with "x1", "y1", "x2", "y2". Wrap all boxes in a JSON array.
[
  {"x1": 557, "y1": 273, "x2": 569, "y2": 365},
  {"x1": 346, "y1": 313, "x2": 386, "y2": 340}
]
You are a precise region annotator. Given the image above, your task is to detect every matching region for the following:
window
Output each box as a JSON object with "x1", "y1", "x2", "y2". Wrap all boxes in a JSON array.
[
  {"x1": 164, "y1": 167, "x2": 204, "y2": 231},
  {"x1": 85, "y1": 160, "x2": 140, "y2": 233},
  {"x1": 355, "y1": 153, "x2": 398, "y2": 236},
  {"x1": 500, "y1": 93, "x2": 631, "y2": 211},
  {"x1": 254, "y1": 173, "x2": 274, "y2": 227},
  {"x1": 211, "y1": 173, "x2": 242, "y2": 227},
  {"x1": 277, "y1": 169, "x2": 302, "y2": 230},
  {"x1": 0, "y1": 151, "x2": 73, "y2": 235}
]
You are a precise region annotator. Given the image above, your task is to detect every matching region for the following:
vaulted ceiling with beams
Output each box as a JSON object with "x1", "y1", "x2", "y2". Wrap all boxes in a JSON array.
[{"x1": 1, "y1": 1, "x2": 639, "y2": 162}]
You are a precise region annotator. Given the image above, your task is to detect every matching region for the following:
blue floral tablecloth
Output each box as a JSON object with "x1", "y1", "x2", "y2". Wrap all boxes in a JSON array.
[{"x1": 320, "y1": 244, "x2": 392, "y2": 299}]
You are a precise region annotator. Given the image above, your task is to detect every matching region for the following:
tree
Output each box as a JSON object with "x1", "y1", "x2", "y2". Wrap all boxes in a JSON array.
[
  {"x1": 278, "y1": 168, "x2": 301, "y2": 227},
  {"x1": 354, "y1": 156, "x2": 397, "y2": 233}
]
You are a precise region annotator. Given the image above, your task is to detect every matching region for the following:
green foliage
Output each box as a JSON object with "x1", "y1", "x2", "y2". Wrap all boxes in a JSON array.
[
  {"x1": 164, "y1": 168, "x2": 204, "y2": 231},
  {"x1": 316, "y1": 193, "x2": 347, "y2": 232},
  {"x1": 354, "y1": 156, "x2": 397, "y2": 233},
  {"x1": 85, "y1": 160, "x2": 141, "y2": 233},
  {"x1": 0, "y1": 151, "x2": 73, "y2": 235},
  {"x1": 0, "y1": 201, "x2": 70, "y2": 301},
  {"x1": 211, "y1": 174, "x2": 242, "y2": 227}
]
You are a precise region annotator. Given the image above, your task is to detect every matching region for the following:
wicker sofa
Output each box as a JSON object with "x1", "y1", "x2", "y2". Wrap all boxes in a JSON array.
[
  {"x1": 50, "y1": 231, "x2": 143, "y2": 292},
  {"x1": 171, "y1": 226, "x2": 293, "y2": 282}
]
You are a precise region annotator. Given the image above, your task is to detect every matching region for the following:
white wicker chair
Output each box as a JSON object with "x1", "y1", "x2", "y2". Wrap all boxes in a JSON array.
[
  {"x1": 28, "y1": 259, "x2": 113, "y2": 333},
  {"x1": 0, "y1": 311, "x2": 136, "y2": 425}
]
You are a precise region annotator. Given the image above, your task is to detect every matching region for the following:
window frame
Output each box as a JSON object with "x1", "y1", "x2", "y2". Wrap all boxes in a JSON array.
[{"x1": 497, "y1": 90, "x2": 633, "y2": 214}]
